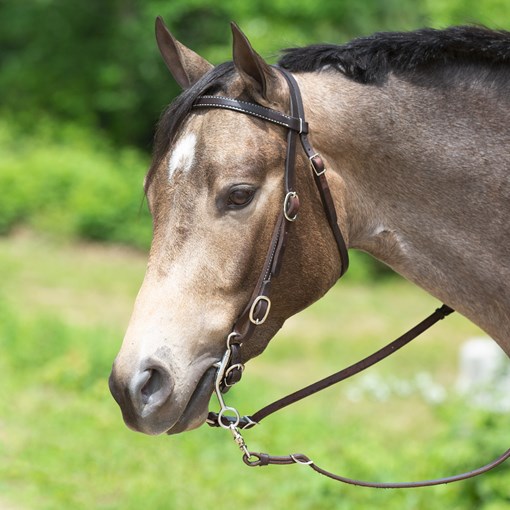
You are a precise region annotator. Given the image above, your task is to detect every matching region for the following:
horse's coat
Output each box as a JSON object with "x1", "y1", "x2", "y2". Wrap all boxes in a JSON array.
[{"x1": 109, "y1": 19, "x2": 510, "y2": 436}]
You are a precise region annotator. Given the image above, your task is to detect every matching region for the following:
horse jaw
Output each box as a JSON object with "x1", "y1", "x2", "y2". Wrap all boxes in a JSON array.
[
  {"x1": 109, "y1": 262, "x2": 233, "y2": 435},
  {"x1": 109, "y1": 113, "x2": 291, "y2": 434},
  {"x1": 109, "y1": 28, "x2": 345, "y2": 435}
]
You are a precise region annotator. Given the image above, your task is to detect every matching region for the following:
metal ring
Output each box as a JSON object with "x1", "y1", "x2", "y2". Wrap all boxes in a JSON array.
[
  {"x1": 240, "y1": 416, "x2": 259, "y2": 430},
  {"x1": 226, "y1": 331, "x2": 241, "y2": 349},
  {"x1": 283, "y1": 191, "x2": 299, "y2": 222},
  {"x1": 217, "y1": 406, "x2": 240, "y2": 429},
  {"x1": 223, "y1": 363, "x2": 245, "y2": 387},
  {"x1": 249, "y1": 295, "x2": 271, "y2": 325},
  {"x1": 225, "y1": 363, "x2": 244, "y2": 376}
]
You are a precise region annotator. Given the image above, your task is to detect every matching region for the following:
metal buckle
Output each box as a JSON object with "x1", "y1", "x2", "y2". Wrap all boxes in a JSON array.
[
  {"x1": 211, "y1": 334, "x2": 255, "y2": 462},
  {"x1": 224, "y1": 363, "x2": 245, "y2": 387},
  {"x1": 309, "y1": 153, "x2": 326, "y2": 176},
  {"x1": 226, "y1": 331, "x2": 241, "y2": 349},
  {"x1": 283, "y1": 191, "x2": 299, "y2": 222},
  {"x1": 249, "y1": 295, "x2": 271, "y2": 325}
]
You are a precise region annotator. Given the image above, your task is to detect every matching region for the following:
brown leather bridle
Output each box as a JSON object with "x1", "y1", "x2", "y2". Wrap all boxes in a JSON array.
[{"x1": 192, "y1": 68, "x2": 510, "y2": 488}]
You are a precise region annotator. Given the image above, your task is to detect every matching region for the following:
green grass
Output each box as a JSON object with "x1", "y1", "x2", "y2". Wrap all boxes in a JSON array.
[{"x1": 1, "y1": 232, "x2": 509, "y2": 509}]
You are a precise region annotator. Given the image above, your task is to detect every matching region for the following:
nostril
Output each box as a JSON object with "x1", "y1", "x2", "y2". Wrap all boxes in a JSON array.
[
  {"x1": 129, "y1": 365, "x2": 174, "y2": 414},
  {"x1": 140, "y1": 369, "x2": 163, "y2": 405}
]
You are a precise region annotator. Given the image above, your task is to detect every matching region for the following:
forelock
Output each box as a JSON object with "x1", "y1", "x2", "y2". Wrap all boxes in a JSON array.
[{"x1": 145, "y1": 62, "x2": 236, "y2": 194}]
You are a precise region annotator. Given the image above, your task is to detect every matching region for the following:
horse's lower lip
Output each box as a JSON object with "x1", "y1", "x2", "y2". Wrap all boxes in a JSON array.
[{"x1": 165, "y1": 366, "x2": 217, "y2": 435}]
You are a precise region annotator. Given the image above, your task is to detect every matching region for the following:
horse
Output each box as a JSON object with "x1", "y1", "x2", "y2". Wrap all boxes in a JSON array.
[{"x1": 109, "y1": 17, "x2": 510, "y2": 440}]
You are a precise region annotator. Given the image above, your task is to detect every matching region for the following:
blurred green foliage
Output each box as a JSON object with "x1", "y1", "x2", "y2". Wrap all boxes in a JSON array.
[
  {"x1": 0, "y1": 0, "x2": 508, "y2": 256},
  {"x1": 0, "y1": 235, "x2": 508, "y2": 509},
  {"x1": 1, "y1": 294, "x2": 508, "y2": 509},
  {"x1": 1, "y1": 0, "x2": 508, "y2": 147},
  {"x1": 1, "y1": 4, "x2": 509, "y2": 507},
  {"x1": 0, "y1": 119, "x2": 152, "y2": 247}
]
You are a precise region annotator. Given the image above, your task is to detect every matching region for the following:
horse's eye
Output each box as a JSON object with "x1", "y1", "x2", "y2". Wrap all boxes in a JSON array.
[{"x1": 227, "y1": 186, "x2": 256, "y2": 208}]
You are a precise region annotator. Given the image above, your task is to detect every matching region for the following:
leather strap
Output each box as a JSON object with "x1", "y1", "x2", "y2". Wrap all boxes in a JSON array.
[
  {"x1": 193, "y1": 68, "x2": 510, "y2": 488},
  {"x1": 243, "y1": 448, "x2": 510, "y2": 489},
  {"x1": 208, "y1": 305, "x2": 454, "y2": 428},
  {"x1": 193, "y1": 95, "x2": 308, "y2": 133},
  {"x1": 193, "y1": 70, "x2": 349, "y2": 275},
  {"x1": 193, "y1": 67, "x2": 349, "y2": 390},
  {"x1": 210, "y1": 304, "x2": 510, "y2": 488},
  {"x1": 278, "y1": 68, "x2": 349, "y2": 276}
]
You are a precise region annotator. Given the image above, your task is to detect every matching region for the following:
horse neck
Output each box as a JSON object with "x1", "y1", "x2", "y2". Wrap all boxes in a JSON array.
[{"x1": 297, "y1": 71, "x2": 510, "y2": 354}]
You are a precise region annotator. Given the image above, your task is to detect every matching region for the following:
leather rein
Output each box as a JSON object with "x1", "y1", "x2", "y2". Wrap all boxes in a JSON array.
[{"x1": 192, "y1": 68, "x2": 510, "y2": 488}]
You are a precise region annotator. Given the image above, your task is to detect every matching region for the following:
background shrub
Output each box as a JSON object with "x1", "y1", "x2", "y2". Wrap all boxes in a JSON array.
[{"x1": 0, "y1": 120, "x2": 152, "y2": 249}]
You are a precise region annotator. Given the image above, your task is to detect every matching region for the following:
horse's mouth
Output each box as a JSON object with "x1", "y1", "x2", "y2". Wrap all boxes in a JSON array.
[{"x1": 165, "y1": 365, "x2": 217, "y2": 435}]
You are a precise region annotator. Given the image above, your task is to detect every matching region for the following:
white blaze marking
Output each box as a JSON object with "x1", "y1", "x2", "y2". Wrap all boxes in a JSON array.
[{"x1": 168, "y1": 133, "x2": 197, "y2": 180}]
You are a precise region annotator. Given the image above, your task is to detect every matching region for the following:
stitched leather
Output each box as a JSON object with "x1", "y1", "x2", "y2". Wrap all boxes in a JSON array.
[
  {"x1": 209, "y1": 305, "x2": 454, "y2": 428},
  {"x1": 194, "y1": 96, "x2": 308, "y2": 133},
  {"x1": 192, "y1": 67, "x2": 510, "y2": 488},
  {"x1": 193, "y1": 68, "x2": 349, "y2": 368}
]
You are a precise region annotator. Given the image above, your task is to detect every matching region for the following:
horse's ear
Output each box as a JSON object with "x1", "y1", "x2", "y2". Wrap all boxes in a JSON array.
[
  {"x1": 155, "y1": 16, "x2": 213, "y2": 89},
  {"x1": 231, "y1": 22, "x2": 282, "y2": 104}
]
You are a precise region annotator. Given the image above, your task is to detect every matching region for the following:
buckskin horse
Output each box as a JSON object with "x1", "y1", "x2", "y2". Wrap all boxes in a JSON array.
[{"x1": 109, "y1": 17, "x2": 510, "y2": 487}]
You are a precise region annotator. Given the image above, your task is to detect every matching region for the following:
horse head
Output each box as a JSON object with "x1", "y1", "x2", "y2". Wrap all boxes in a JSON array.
[{"x1": 108, "y1": 18, "x2": 345, "y2": 435}]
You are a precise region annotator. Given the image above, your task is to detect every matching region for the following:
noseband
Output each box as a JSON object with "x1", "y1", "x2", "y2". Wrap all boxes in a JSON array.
[{"x1": 192, "y1": 68, "x2": 510, "y2": 488}]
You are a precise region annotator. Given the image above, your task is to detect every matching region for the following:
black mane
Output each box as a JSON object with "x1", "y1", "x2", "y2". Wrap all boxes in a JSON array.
[
  {"x1": 147, "y1": 26, "x2": 510, "y2": 190},
  {"x1": 278, "y1": 26, "x2": 510, "y2": 84}
]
